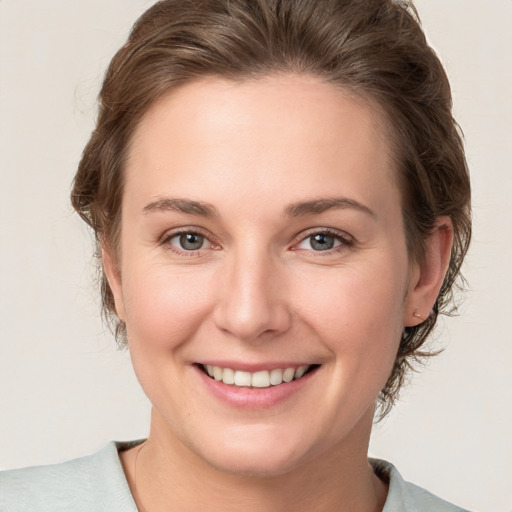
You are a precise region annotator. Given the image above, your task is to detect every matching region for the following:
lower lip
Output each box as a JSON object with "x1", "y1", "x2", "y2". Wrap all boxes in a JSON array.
[{"x1": 194, "y1": 366, "x2": 317, "y2": 409}]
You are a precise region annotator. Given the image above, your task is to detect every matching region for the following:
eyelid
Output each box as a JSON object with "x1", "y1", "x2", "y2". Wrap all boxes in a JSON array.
[
  {"x1": 160, "y1": 226, "x2": 220, "y2": 253},
  {"x1": 291, "y1": 227, "x2": 354, "y2": 252},
  {"x1": 159, "y1": 226, "x2": 353, "y2": 255}
]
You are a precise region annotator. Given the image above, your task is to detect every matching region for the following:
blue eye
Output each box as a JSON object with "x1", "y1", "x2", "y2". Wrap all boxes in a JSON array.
[
  {"x1": 170, "y1": 232, "x2": 207, "y2": 251},
  {"x1": 297, "y1": 232, "x2": 344, "y2": 251},
  {"x1": 311, "y1": 234, "x2": 337, "y2": 251}
]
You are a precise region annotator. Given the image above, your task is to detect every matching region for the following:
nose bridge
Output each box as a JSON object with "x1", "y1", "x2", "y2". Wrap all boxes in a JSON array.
[{"x1": 213, "y1": 243, "x2": 290, "y2": 341}]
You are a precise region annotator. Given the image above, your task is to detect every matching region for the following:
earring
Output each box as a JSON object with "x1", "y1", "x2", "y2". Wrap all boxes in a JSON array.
[{"x1": 413, "y1": 312, "x2": 424, "y2": 321}]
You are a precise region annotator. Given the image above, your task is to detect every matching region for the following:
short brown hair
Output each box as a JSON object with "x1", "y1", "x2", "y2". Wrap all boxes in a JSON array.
[{"x1": 71, "y1": 0, "x2": 471, "y2": 416}]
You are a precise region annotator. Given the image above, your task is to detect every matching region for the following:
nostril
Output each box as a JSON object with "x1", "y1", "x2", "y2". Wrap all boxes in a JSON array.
[{"x1": 212, "y1": 266, "x2": 292, "y2": 341}]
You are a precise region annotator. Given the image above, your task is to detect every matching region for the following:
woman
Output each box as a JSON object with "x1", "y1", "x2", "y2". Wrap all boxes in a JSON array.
[{"x1": 1, "y1": 0, "x2": 472, "y2": 510}]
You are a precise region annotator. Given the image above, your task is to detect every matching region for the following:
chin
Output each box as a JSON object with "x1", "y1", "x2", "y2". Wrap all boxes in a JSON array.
[
  {"x1": 188, "y1": 426, "x2": 313, "y2": 477},
  {"x1": 202, "y1": 449, "x2": 304, "y2": 478}
]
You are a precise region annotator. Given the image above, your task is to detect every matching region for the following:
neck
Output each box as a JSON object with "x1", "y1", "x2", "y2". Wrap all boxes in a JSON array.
[{"x1": 123, "y1": 408, "x2": 387, "y2": 512}]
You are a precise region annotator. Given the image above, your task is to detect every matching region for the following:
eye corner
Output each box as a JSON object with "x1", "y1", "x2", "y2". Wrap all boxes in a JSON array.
[
  {"x1": 291, "y1": 228, "x2": 355, "y2": 254},
  {"x1": 160, "y1": 226, "x2": 221, "y2": 256}
]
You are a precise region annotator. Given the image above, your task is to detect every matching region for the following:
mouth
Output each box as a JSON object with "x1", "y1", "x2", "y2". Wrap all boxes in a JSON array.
[{"x1": 199, "y1": 364, "x2": 319, "y2": 388}]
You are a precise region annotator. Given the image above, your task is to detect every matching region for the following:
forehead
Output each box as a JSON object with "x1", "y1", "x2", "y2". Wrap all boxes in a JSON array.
[{"x1": 124, "y1": 73, "x2": 399, "y2": 215}]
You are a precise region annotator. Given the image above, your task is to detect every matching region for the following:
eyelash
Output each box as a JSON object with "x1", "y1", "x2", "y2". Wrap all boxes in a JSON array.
[
  {"x1": 162, "y1": 227, "x2": 219, "y2": 257},
  {"x1": 292, "y1": 228, "x2": 354, "y2": 255},
  {"x1": 161, "y1": 227, "x2": 353, "y2": 256}
]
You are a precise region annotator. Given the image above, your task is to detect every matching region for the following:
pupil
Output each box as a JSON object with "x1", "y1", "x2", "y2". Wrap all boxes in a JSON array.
[
  {"x1": 180, "y1": 233, "x2": 204, "y2": 250},
  {"x1": 311, "y1": 234, "x2": 334, "y2": 251}
]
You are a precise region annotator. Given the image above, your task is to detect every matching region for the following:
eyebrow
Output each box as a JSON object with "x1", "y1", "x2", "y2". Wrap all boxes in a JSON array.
[
  {"x1": 142, "y1": 196, "x2": 375, "y2": 219},
  {"x1": 143, "y1": 198, "x2": 220, "y2": 218},
  {"x1": 284, "y1": 197, "x2": 376, "y2": 218}
]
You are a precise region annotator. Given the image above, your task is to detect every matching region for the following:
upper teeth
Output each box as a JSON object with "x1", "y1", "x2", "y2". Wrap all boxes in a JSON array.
[{"x1": 204, "y1": 365, "x2": 310, "y2": 388}]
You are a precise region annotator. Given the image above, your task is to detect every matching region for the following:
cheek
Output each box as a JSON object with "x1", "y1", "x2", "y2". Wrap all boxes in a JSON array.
[
  {"x1": 293, "y1": 261, "x2": 406, "y2": 369},
  {"x1": 297, "y1": 263, "x2": 406, "y2": 329},
  {"x1": 121, "y1": 264, "x2": 213, "y2": 350}
]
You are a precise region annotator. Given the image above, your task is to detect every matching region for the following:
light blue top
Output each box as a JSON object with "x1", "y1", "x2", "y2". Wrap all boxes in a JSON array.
[{"x1": 0, "y1": 441, "x2": 472, "y2": 511}]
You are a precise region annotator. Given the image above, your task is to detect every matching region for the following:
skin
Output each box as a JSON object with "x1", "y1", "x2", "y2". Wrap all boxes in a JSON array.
[{"x1": 105, "y1": 74, "x2": 453, "y2": 511}]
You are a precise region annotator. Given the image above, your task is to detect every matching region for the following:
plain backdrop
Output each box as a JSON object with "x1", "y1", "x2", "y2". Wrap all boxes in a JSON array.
[{"x1": 0, "y1": 1, "x2": 510, "y2": 510}]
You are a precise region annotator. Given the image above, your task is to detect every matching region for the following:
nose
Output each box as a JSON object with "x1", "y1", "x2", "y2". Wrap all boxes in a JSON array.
[{"x1": 213, "y1": 248, "x2": 292, "y2": 342}]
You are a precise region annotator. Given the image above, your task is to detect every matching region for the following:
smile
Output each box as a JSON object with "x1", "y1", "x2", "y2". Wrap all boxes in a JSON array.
[{"x1": 201, "y1": 364, "x2": 316, "y2": 388}]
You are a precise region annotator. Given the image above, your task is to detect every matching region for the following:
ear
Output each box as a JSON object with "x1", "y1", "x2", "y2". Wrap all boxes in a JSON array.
[
  {"x1": 404, "y1": 217, "x2": 453, "y2": 327},
  {"x1": 101, "y1": 242, "x2": 126, "y2": 322}
]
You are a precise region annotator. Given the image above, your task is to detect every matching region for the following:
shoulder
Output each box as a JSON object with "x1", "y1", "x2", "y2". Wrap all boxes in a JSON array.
[
  {"x1": 0, "y1": 441, "x2": 139, "y2": 512},
  {"x1": 371, "y1": 459, "x2": 475, "y2": 512}
]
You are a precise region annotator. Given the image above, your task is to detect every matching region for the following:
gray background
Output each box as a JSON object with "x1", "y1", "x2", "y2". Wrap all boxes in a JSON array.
[{"x1": 0, "y1": 1, "x2": 510, "y2": 510}]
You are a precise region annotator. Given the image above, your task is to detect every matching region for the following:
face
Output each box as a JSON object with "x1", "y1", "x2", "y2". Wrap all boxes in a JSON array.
[{"x1": 107, "y1": 74, "x2": 423, "y2": 476}]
